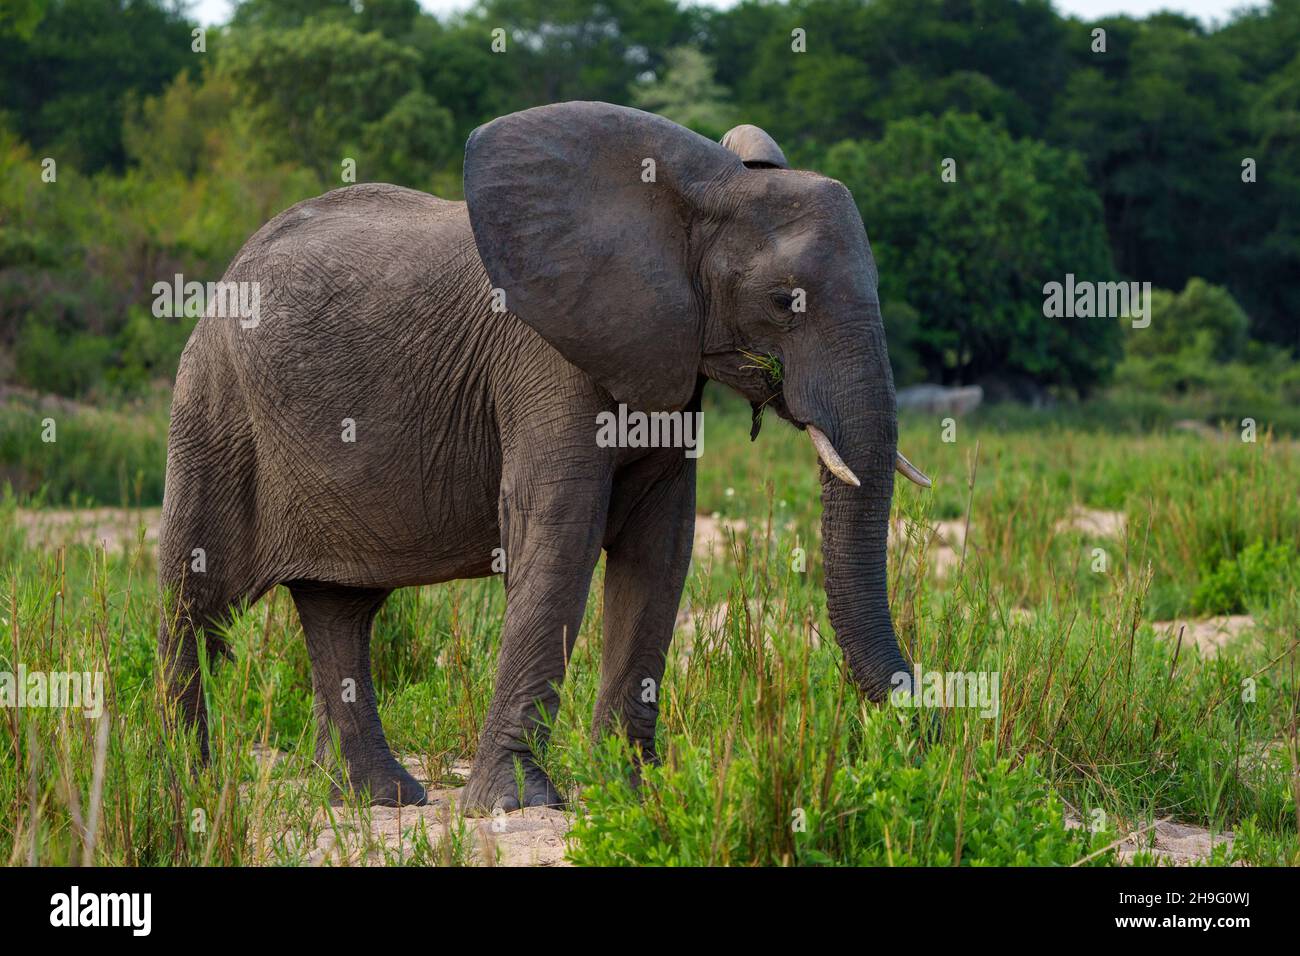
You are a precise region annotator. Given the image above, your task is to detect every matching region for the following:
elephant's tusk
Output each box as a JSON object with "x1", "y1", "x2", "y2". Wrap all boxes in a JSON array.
[
  {"x1": 807, "y1": 425, "x2": 860, "y2": 487},
  {"x1": 895, "y1": 451, "x2": 931, "y2": 488}
]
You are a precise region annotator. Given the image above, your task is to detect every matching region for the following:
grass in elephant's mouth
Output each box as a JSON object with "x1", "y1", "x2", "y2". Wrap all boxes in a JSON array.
[
  {"x1": 739, "y1": 349, "x2": 784, "y2": 390},
  {"x1": 1, "y1": 391, "x2": 1297, "y2": 865}
]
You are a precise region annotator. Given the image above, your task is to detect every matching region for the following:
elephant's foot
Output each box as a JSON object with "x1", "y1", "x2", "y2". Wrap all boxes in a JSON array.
[
  {"x1": 626, "y1": 739, "x2": 660, "y2": 791},
  {"x1": 332, "y1": 757, "x2": 428, "y2": 807},
  {"x1": 461, "y1": 751, "x2": 565, "y2": 814}
]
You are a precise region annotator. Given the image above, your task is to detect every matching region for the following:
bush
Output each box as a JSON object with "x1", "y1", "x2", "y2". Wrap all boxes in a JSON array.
[
  {"x1": 1126, "y1": 278, "x2": 1249, "y2": 364},
  {"x1": 1114, "y1": 279, "x2": 1300, "y2": 431},
  {"x1": 567, "y1": 724, "x2": 1108, "y2": 866},
  {"x1": 106, "y1": 306, "x2": 197, "y2": 395},
  {"x1": 13, "y1": 320, "x2": 113, "y2": 397},
  {"x1": 0, "y1": 399, "x2": 169, "y2": 505},
  {"x1": 1193, "y1": 540, "x2": 1299, "y2": 615}
]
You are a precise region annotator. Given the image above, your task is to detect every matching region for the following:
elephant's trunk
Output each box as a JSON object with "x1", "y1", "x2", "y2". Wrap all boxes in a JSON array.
[{"x1": 798, "y1": 338, "x2": 921, "y2": 702}]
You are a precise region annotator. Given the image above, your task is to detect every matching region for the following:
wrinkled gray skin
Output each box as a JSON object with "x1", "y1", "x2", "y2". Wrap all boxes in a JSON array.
[{"x1": 159, "y1": 102, "x2": 913, "y2": 811}]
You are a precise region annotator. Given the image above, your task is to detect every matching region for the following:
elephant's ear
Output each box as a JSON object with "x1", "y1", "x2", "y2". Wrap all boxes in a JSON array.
[
  {"x1": 464, "y1": 101, "x2": 742, "y2": 411},
  {"x1": 720, "y1": 124, "x2": 788, "y2": 169}
]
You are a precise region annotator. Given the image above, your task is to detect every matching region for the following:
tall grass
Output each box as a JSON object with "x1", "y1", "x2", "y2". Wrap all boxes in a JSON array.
[
  {"x1": 1, "y1": 391, "x2": 1296, "y2": 865},
  {"x1": 0, "y1": 394, "x2": 169, "y2": 506}
]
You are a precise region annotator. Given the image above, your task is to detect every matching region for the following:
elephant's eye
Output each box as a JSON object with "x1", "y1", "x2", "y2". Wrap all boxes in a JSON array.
[{"x1": 771, "y1": 292, "x2": 795, "y2": 312}]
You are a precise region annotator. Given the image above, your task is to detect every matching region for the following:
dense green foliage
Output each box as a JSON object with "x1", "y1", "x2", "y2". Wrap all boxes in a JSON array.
[
  {"x1": 823, "y1": 112, "x2": 1118, "y2": 390},
  {"x1": 1, "y1": 0, "x2": 1297, "y2": 403}
]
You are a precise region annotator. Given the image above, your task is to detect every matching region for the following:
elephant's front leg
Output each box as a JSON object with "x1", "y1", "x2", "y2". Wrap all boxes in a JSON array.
[
  {"x1": 593, "y1": 449, "x2": 697, "y2": 763},
  {"x1": 461, "y1": 458, "x2": 612, "y2": 814}
]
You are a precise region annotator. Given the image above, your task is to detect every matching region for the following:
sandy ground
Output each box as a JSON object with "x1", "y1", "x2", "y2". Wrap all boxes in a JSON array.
[
  {"x1": 691, "y1": 513, "x2": 749, "y2": 563},
  {"x1": 265, "y1": 751, "x2": 1233, "y2": 866},
  {"x1": 1065, "y1": 811, "x2": 1235, "y2": 866},
  {"x1": 897, "y1": 517, "x2": 968, "y2": 576},
  {"x1": 17, "y1": 506, "x2": 1124, "y2": 567},
  {"x1": 1053, "y1": 506, "x2": 1127, "y2": 539},
  {"x1": 16, "y1": 506, "x2": 160, "y2": 554},
  {"x1": 257, "y1": 754, "x2": 571, "y2": 867},
  {"x1": 1151, "y1": 614, "x2": 1257, "y2": 656},
  {"x1": 278, "y1": 759, "x2": 1234, "y2": 866}
]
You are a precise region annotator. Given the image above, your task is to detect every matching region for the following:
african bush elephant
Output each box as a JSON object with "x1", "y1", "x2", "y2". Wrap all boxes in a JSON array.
[{"x1": 158, "y1": 101, "x2": 929, "y2": 811}]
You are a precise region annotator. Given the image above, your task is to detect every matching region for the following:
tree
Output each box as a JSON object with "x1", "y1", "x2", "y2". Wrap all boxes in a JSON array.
[
  {"x1": 469, "y1": 0, "x2": 696, "y2": 106},
  {"x1": 230, "y1": 0, "x2": 356, "y2": 30},
  {"x1": 631, "y1": 47, "x2": 735, "y2": 138},
  {"x1": 703, "y1": 0, "x2": 1071, "y2": 157},
  {"x1": 0, "y1": 0, "x2": 196, "y2": 171},
  {"x1": 1049, "y1": 15, "x2": 1248, "y2": 298},
  {"x1": 1216, "y1": 1, "x2": 1300, "y2": 350},
  {"x1": 823, "y1": 112, "x2": 1120, "y2": 393},
  {"x1": 221, "y1": 19, "x2": 454, "y2": 184},
  {"x1": 362, "y1": 90, "x2": 455, "y2": 186},
  {"x1": 0, "y1": 0, "x2": 46, "y2": 39}
]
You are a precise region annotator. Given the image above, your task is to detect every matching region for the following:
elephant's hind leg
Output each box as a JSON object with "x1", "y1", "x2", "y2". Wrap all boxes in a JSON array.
[
  {"x1": 157, "y1": 403, "x2": 262, "y2": 763},
  {"x1": 289, "y1": 581, "x2": 427, "y2": 807}
]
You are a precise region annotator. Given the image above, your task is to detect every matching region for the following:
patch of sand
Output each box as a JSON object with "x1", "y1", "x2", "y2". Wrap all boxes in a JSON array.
[
  {"x1": 674, "y1": 600, "x2": 732, "y2": 640},
  {"x1": 261, "y1": 756, "x2": 572, "y2": 867},
  {"x1": 691, "y1": 514, "x2": 748, "y2": 562},
  {"x1": 1153, "y1": 615, "x2": 1256, "y2": 656},
  {"x1": 1117, "y1": 821, "x2": 1236, "y2": 866},
  {"x1": 892, "y1": 517, "x2": 968, "y2": 576},
  {"x1": 16, "y1": 507, "x2": 160, "y2": 554},
  {"x1": 1173, "y1": 419, "x2": 1224, "y2": 440},
  {"x1": 1066, "y1": 812, "x2": 1236, "y2": 866},
  {"x1": 672, "y1": 598, "x2": 809, "y2": 658},
  {"x1": 1054, "y1": 506, "x2": 1126, "y2": 538},
  {"x1": 691, "y1": 513, "x2": 805, "y2": 565}
]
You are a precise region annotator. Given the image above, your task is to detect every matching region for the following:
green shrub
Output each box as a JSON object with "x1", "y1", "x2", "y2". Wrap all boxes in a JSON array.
[
  {"x1": 567, "y1": 728, "x2": 1109, "y2": 866},
  {"x1": 1193, "y1": 540, "x2": 1299, "y2": 615},
  {"x1": 13, "y1": 319, "x2": 113, "y2": 397},
  {"x1": 107, "y1": 306, "x2": 197, "y2": 395}
]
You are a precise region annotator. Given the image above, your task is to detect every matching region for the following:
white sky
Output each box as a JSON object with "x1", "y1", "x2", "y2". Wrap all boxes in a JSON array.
[{"x1": 186, "y1": 0, "x2": 1261, "y2": 29}]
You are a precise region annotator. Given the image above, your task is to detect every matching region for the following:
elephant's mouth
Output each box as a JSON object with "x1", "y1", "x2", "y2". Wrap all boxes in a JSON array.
[
  {"x1": 699, "y1": 348, "x2": 794, "y2": 423},
  {"x1": 762, "y1": 389, "x2": 797, "y2": 425}
]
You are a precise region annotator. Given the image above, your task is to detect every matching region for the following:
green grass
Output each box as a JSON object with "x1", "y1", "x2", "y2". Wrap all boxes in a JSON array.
[
  {"x1": 0, "y1": 391, "x2": 169, "y2": 507},
  {"x1": 1, "y1": 390, "x2": 1297, "y2": 865}
]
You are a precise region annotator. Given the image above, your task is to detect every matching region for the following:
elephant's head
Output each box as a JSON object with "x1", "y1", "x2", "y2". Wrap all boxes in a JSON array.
[{"x1": 464, "y1": 101, "x2": 929, "y2": 701}]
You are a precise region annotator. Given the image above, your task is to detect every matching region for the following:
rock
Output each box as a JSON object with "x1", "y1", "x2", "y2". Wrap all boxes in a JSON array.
[
  {"x1": 897, "y1": 384, "x2": 984, "y2": 416},
  {"x1": 1173, "y1": 419, "x2": 1223, "y2": 440}
]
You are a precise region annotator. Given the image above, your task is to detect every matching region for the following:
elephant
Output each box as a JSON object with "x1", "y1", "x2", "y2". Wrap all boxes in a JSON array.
[{"x1": 157, "y1": 101, "x2": 930, "y2": 812}]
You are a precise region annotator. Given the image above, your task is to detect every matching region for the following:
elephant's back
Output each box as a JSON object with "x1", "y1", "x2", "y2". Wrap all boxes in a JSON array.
[
  {"x1": 240, "y1": 182, "x2": 467, "y2": 256},
  {"x1": 204, "y1": 180, "x2": 496, "y2": 424},
  {"x1": 207, "y1": 183, "x2": 489, "y2": 366},
  {"x1": 230, "y1": 183, "x2": 479, "y2": 310}
]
